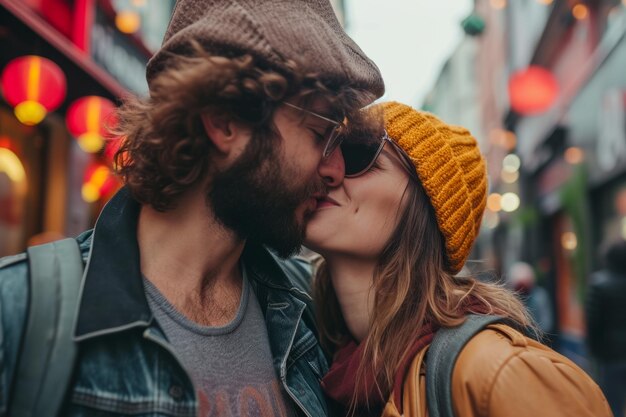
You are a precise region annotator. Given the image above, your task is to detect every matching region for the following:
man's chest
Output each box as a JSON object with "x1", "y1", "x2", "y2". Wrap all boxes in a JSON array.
[{"x1": 147, "y1": 277, "x2": 297, "y2": 417}]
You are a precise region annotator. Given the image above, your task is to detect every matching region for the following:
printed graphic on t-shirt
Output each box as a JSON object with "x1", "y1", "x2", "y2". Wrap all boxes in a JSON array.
[{"x1": 197, "y1": 380, "x2": 292, "y2": 417}]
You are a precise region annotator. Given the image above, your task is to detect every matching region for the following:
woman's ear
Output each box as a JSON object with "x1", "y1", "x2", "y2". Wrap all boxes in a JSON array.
[{"x1": 201, "y1": 113, "x2": 243, "y2": 155}]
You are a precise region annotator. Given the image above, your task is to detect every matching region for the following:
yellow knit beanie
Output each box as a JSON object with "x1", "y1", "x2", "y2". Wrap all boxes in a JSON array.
[{"x1": 379, "y1": 102, "x2": 487, "y2": 274}]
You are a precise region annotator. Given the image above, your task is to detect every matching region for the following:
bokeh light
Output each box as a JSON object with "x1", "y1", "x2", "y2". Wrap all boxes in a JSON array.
[
  {"x1": 484, "y1": 211, "x2": 500, "y2": 229},
  {"x1": 489, "y1": 129, "x2": 517, "y2": 151},
  {"x1": 564, "y1": 147, "x2": 585, "y2": 164},
  {"x1": 0, "y1": 147, "x2": 26, "y2": 183},
  {"x1": 572, "y1": 4, "x2": 589, "y2": 20},
  {"x1": 561, "y1": 232, "x2": 578, "y2": 251},
  {"x1": 115, "y1": 11, "x2": 141, "y2": 34},
  {"x1": 487, "y1": 193, "x2": 502, "y2": 212},
  {"x1": 502, "y1": 154, "x2": 521, "y2": 173},
  {"x1": 501, "y1": 170, "x2": 519, "y2": 184},
  {"x1": 501, "y1": 193, "x2": 520, "y2": 212}
]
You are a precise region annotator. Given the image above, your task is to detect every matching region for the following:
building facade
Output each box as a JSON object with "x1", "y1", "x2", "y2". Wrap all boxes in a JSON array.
[
  {"x1": 426, "y1": 0, "x2": 626, "y2": 366},
  {"x1": 0, "y1": 0, "x2": 175, "y2": 257}
]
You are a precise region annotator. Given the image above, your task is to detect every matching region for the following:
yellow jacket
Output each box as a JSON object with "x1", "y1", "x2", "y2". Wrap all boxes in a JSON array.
[{"x1": 382, "y1": 324, "x2": 612, "y2": 417}]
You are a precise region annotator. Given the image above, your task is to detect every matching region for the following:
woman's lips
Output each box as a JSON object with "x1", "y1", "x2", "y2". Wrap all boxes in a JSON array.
[
  {"x1": 316, "y1": 201, "x2": 336, "y2": 209},
  {"x1": 315, "y1": 196, "x2": 340, "y2": 210}
]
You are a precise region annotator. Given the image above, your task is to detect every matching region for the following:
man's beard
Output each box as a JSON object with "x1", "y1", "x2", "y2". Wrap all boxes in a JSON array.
[{"x1": 208, "y1": 131, "x2": 326, "y2": 258}]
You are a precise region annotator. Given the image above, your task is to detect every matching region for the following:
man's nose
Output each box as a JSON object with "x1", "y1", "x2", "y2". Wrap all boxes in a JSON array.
[{"x1": 318, "y1": 146, "x2": 345, "y2": 187}]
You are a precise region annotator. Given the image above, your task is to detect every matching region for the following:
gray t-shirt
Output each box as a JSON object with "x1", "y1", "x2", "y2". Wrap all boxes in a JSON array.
[{"x1": 144, "y1": 266, "x2": 296, "y2": 417}]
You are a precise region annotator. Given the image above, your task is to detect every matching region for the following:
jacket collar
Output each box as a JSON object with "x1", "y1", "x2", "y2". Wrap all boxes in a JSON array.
[
  {"x1": 74, "y1": 187, "x2": 304, "y2": 341},
  {"x1": 74, "y1": 187, "x2": 149, "y2": 340}
]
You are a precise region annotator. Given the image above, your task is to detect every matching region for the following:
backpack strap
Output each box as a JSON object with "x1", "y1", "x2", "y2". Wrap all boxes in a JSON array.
[
  {"x1": 426, "y1": 314, "x2": 504, "y2": 417},
  {"x1": 10, "y1": 238, "x2": 84, "y2": 417}
]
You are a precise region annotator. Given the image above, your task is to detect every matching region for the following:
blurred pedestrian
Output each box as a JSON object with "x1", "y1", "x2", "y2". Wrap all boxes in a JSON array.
[
  {"x1": 307, "y1": 102, "x2": 611, "y2": 417},
  {"x1": 508, "y1": 262, "x2": 554, "y2": 334},
  {"x1": 587, "y1": 238, "x2": 626, "y2": 417},
  {"x1": 0, "y1": 0, "x2": 384, "y2": 416}
]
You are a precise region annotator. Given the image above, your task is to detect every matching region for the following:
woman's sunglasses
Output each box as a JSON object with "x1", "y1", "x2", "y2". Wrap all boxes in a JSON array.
[
  {"x1": 341, "y1": 131, "x2": 415, "y2": 178},
  {"x1": 283, "y1": 102, "x2": 414, "y2": 179}
]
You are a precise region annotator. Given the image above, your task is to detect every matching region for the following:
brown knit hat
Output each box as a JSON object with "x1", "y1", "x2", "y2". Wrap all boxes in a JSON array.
[
  {"x1": 380, "y1": 102, "x2": 487, "y2": 274},
  {"x1": 146, "y1": 0, "x2": 384, "y2": 99}
]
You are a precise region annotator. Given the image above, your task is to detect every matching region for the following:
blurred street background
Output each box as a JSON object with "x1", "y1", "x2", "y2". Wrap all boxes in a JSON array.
[{"x1": 1, "y1": 0, "x2": 626, "y2": 411}]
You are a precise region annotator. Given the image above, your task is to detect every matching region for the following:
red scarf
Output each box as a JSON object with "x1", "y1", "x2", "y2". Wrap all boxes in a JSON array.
[
  {"x1": 321, "y1": 322, "x2": 438, "y2": 414},
  {"x1": 322, "y1": 301, "x2": 490, "y2": 414}
]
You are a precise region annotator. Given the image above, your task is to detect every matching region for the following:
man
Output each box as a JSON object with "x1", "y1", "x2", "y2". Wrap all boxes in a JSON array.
[
  {"x1": 586, "y1": 239, "x2": 626, "y2": 417},
  {"x1": 0, "y1": 0, "x2": 384, "y2": 416},
  {"x1": 507, "y1": 262, "x2": 554, "y2": 334}
]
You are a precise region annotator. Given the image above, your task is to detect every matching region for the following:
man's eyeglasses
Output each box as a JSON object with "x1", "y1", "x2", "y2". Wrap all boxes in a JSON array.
[
  {"x1": 341, "y1": 131, "x2": 416, "y2": 178},
  {"x1": 283, "y1": 102, "x2": 347, "y2": 158}
]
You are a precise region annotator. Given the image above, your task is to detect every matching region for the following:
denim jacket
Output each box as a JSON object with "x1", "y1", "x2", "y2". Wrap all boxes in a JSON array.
[{"x1": 0, "y1": 188, "x2": 329, "y2": 417}]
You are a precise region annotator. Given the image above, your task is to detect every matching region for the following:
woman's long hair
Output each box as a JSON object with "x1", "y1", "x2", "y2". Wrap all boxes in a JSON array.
[{"x1": 313, "y1": 169, "x2": 536, "y2": 412}]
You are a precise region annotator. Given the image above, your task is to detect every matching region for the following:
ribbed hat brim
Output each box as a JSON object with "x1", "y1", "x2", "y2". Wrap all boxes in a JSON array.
[{"x1": 380, "y1": 102, "x2": 487, "y2": 273}]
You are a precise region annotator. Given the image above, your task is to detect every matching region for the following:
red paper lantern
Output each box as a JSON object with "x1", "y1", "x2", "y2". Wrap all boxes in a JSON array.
[
  {"x1": 1, "y1": 55, "x2": 67, "y2": 125},
  {"x1": 508, "y1": 66, "x2": 559, "y2": 115},
  {"x1": 66, "y1": 96, "x2": 117, "y2": 153},
  {"x1": 82, "y1": 162, "x2": 118, "y2": 202}
]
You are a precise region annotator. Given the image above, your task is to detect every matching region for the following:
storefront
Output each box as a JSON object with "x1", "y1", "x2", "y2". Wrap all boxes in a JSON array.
[
  {"x1": 513, "y1": 5, "x2": 626, "y2": 365},
  {"x1": 568, "y1": 20, "x2": 626, "y2": 259},
  {"x1": 530, "y1": 150, "x2": 589, "y2": 364},
  {"x1": 0, "y1": 0, "x2": 174, "y2": 257}
]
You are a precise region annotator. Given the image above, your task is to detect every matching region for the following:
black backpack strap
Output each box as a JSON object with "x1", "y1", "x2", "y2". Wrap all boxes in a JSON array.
[
  {"x1": 10, "y1": 238, "x2": 84, "y2": 417},
  {"x1": 426, "y1": 314, "x2": 504, "y2": 417}
]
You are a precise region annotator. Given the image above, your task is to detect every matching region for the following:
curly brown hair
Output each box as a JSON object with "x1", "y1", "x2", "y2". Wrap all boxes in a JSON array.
[{"x1": 113, "y1": 42, "x2": 373, "y2": 211}]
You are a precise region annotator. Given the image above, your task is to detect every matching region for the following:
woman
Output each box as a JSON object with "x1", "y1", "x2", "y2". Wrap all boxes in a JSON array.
[{"x1": 304, "y1": 102, "x2": 611, "y2": 417}]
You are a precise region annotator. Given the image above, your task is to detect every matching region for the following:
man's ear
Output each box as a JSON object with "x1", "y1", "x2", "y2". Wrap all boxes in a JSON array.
[{"x1": 200, "y1": 113, "x2": 241, "y2": 155}]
